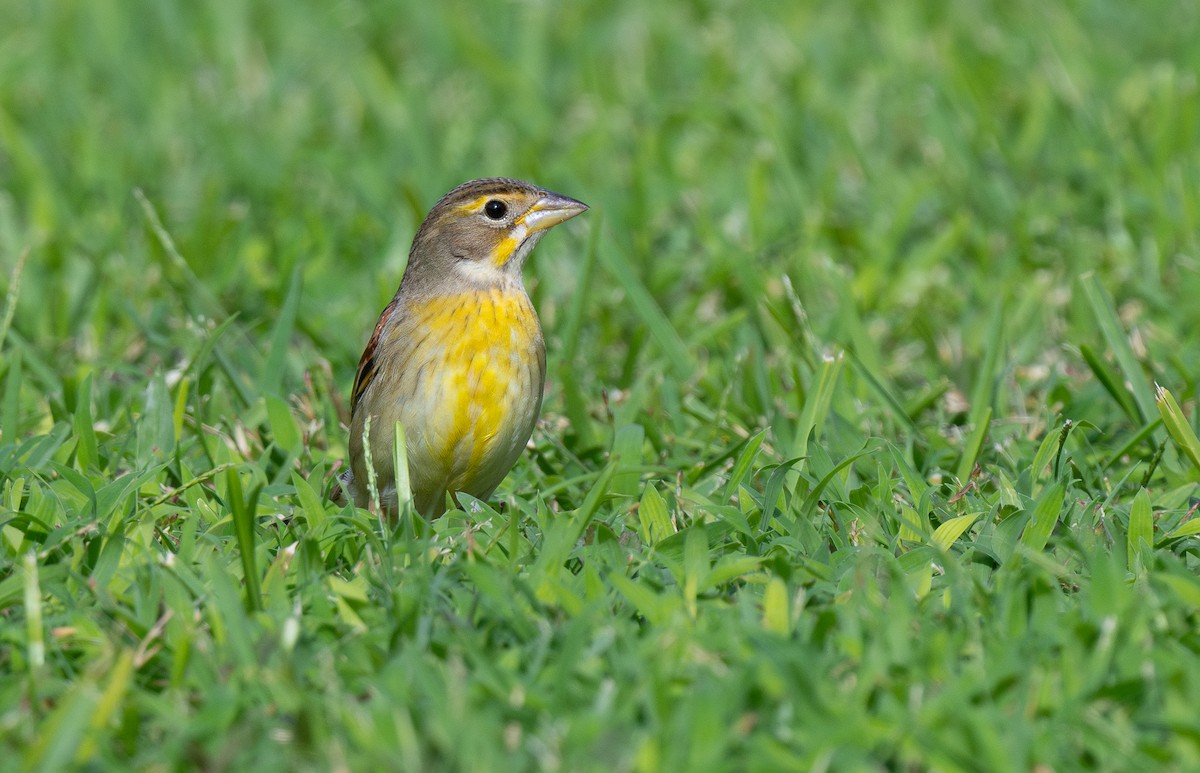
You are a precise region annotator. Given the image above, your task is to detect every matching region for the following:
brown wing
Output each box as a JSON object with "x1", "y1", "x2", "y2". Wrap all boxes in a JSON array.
[{"x1": 350, "y1": 298, "x2": 401, "y2": 414}]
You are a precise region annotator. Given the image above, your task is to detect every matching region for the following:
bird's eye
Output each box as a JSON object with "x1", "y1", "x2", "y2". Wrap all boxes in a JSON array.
[{"x1": 483, "y1": 199, "x2": 508, "y2": 220}]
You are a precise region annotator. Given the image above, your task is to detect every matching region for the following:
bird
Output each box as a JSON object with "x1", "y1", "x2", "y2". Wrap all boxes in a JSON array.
[{"x1": 338, "y1": 177, "x2": 587, "y2": 518}]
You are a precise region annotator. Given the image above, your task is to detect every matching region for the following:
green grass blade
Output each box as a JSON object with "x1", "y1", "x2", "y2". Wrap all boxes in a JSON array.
[
  {"x1": 966, "y1": 301, "x2": 1004, "y2": 434},
  {"x1": 291, "y1": 471, "x2": 330, "y2": 537},
  {"x1": 392, "y1": 421, "x2": 412, "y2": 524},
  {"x1": 133, "y1": 188, "x2": 227, "y2": 322},
  {"x1": 226, "y1": 468, "x2": 262, "y2": 612},
  {"x1": 1102, "y1": 418, "x2": 1163, "y2": 470},
  {"x1": 72, "y1": 372, "x2": 97, "y2": 471},
  {"x1": 1026, "y1": 423, "x2": 1061, "y2": 492},
  {"x1": 172, "y1": 375, "x2": 190, "y2": 446},
  {"x1": 1019, "y1": 481, "x2": 1066, "y2": 553},
  {"x1": 721, "y1": 428, "x2": 766, "y2": 501},
  {"x1": 955, "y1": 405, "x2": 992, "y2": 483},
  {"x1": 1127, "y1": 488, "x2": 1154, "y2": 573},
  {"x1": 1081, "y1": 273, "x2": 1156, "y2": 422},
  {"x1": 759, "y1": 457, "x2": 801, "y2": 534},
  {"x1": 2, "y1": 347, "x2": 21, "y2": 441},
  {"x1": 637, "y1": 484, "x2": 674, "y2": 546},
  {"x1": 265, "y1": 394, "x2": 302, "y2": 456},
  {"x1": 933, "y1": 512, "x2": 982, "y2": 552},
  {"x1": 23, "y1": 550, "x2": 43, "y2": 671},
  {"x1": 23, "y1": 685, "x2": 93, "y2": 771},
  {"x1": 847, "y1": 350, "x2": 915, "y2": 429},
  {"x1": 1155, "y1": 384, "x2": 1200, "y2": 475},
  {"x1": 793, "y1": 350, "x2": 845, "y2": 463},
  {"x1": 0, "y1": 246, "x2": 27, "y2": 352},
  {"x1": 761, "y1": 576, "x2": 790, "y2": 635},
  {"x1": 889, "y1": 442, "x2": 929, "y2": 506},
  {"x1": 1080, "y1": 343, "x2": 1142, "y2": 424},
  {"x1": 261, "y1": 266, "x2": 302, "y2": 397},
  {"x1": 610, "y1": 423, "x2": 646, "y2": 500}
]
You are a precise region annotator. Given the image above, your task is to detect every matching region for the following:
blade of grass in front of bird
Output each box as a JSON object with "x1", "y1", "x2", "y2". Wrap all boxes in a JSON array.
[
  {"x1": 392, "y1": 420, "x2": 415, "y2": 539},
  {"x1": 1155, "y1": 384, "x2": 1200, "y2": 475},
  {"x1": 1081, "y1": 273, "x2": 1156, "y2": 422},
  {"x1": 360, "y1": 415, "x2": 380, "y2": 514}
]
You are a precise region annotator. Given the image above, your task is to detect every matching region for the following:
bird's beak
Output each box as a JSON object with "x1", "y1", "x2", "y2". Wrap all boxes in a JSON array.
[{"x1": 519, "y1": 192, "x2": 589, "y2": 233}]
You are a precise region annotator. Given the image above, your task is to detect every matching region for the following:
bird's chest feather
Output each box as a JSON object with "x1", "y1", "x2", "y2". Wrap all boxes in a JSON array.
[{"x1": 396, "y1": 288, "x2": 546, "y2": 488}]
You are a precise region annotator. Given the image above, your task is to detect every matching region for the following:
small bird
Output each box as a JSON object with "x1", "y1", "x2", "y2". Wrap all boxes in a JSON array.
[{"x1": 340, "y1": 178, "x2": 587, "y2": 518}]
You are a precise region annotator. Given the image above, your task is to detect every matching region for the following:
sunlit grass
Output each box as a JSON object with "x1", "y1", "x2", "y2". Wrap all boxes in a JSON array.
[{"x1": 2, "y1": 0, "x2": 1200, "y2": 769}]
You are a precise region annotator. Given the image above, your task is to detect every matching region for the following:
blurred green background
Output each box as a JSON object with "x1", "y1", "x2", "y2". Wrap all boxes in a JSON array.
[
  {"x1": 3, "y1": 0, "x2": 1200, "y2": 769},
  {"x1": 6, "y1": 0, "x2": 1197, "y2": 409}
]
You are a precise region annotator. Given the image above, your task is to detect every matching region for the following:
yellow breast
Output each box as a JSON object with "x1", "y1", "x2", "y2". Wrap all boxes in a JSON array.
[{"x1": 369, "y1": 287, "x2": 546, "y2": 510}]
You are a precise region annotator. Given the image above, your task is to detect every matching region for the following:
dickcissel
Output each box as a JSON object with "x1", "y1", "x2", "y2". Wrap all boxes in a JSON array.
[{"x1": 339, "y1": 177, "x2": 587, "y2": 518}]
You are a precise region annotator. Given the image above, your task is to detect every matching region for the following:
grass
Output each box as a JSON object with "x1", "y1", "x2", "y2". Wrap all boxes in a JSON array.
[{"x1": 3, "y1": 0, "x2": 1200, "y2": 769}]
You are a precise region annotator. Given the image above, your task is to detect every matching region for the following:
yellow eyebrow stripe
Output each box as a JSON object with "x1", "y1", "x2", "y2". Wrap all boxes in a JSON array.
[{"x1": 454, "y1": 195, "x2": 493, "y2": 215}]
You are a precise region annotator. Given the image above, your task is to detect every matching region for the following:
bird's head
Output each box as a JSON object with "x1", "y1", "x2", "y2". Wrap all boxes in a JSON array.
[{"x1": 402, "y1": 177, "x2": 588, "y2": 290}]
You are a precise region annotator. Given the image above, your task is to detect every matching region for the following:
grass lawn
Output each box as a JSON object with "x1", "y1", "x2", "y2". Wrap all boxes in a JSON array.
[{"x1": 3, "y1": 0, "x2": 1200, "y2": 769}]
